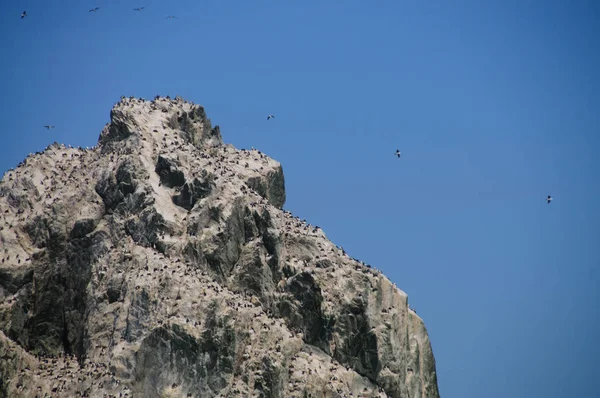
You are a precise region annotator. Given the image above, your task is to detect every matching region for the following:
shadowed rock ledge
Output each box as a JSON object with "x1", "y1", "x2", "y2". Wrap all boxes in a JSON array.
[{"x1": 0, "y1": 95, "x2": 439, "y2": 398}]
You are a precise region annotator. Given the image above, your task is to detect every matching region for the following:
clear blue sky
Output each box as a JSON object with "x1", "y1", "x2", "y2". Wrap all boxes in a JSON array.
[{"x1": 2, "y1": 1, "x2": 599, "y2": 397}]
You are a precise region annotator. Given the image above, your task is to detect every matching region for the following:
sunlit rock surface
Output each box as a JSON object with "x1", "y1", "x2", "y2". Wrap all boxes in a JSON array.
[{"x1": 0, "y1": 96, "x2": 439, "y2": 398}]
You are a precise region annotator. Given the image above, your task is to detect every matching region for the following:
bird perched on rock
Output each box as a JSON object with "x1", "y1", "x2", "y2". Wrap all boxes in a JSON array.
[
  {"x1": 89, "y1": 7, "x2": 100, "y2": 12},
  {"x1": 44, "y1": 125, "x2": 55, "y2": 130},
  {"x1": 395, "y1": 149, "x2": 401, "y2": 158},
  {"x1": 547, "y1": 195, "x2": 553, "y2": 204},
  {"x1": 21, "y1": 11, "x2": 27, "y2": 19},
  {"x1": 267, "y1": 114, "x2": 275, "y2": 120}
]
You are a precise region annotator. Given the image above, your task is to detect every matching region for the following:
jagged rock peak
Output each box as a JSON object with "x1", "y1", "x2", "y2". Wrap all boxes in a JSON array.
[
  {"x1": 0, "y1": 96, "x2": 439, "y2": 398},
  {"x1": 99, "y1": 95, "x2": 223, "y2": 149},
  {"x1": 98, "y1": 95, "x2": 285, "y2": 208}
]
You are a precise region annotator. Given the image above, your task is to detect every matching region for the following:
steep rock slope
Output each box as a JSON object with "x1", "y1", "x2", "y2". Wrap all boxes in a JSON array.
[{"x1": 0, "y1": 96, "x2": 439, "y2": 398}]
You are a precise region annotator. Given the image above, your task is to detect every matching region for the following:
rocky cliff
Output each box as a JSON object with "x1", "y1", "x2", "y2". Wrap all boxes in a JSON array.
[{"x1": 0, "y1": 96, "x2": 439, "y2": 398}]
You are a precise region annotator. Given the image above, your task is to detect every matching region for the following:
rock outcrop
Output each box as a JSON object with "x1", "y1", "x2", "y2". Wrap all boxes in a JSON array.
[{"x1": 0, "y1": 95, "x2": 439, "y2": 398}]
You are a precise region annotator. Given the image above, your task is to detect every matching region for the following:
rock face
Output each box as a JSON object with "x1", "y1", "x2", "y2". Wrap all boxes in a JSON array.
[{"x1": 0, "y1": 96, "x2": 439, "y2": 398}]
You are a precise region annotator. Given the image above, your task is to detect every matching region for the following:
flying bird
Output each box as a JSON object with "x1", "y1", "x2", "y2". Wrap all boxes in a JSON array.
[
  {"x1": 89, "y1": 7, "x2": 100, "y2": 12},
  {"x1": 546, "y1": 195, "x2": 553, "y2": 204},
  {"x1": 134, "y1": 7, "x2": 145, "y2": 12},
  {"x1": 21, "y1": 11, "x2": 27, "y2": 19},
  {"x1": 395, "y1": 149, "x2": 401, "y2": 158},
  {"x1": 166, "y1": 15, "x2": 177, "y2": 19},
  {"x1": 267, "y1": 115, "x2": 275, "y2": 120},
  {"x1": 44, "y1": 125, "x2": 55, "y2": 130}
]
